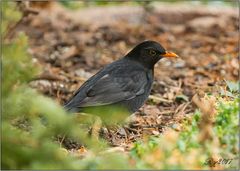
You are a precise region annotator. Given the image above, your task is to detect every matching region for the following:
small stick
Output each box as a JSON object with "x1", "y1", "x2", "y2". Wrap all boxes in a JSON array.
[{"x1": 149, "y1": 95, "x2": 172, "y2": 103}]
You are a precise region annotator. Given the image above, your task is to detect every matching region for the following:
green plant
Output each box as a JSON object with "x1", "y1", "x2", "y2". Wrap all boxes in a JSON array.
[
  {"x1": 215, "y1": 99, "x2": 239, "y2": 156},
  {"x1": 2, "y1": 1, "x2": 239, "y2": 170},
  {"x1": 129, "y1": 97, "x2": 239, "y2": 169},
  {"x1": 1, "y1": 2, "x2": 130, "y2": 169}
]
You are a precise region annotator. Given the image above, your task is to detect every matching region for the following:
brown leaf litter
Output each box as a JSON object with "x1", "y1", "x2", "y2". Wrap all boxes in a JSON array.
[{"x1": 13, "y1": 2, "x2": 238, "y2": 151}]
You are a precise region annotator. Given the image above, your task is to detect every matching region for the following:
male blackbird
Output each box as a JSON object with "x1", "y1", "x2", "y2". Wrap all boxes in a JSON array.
[{"x1": 64, "y1": 40, "x2": 178, "y2": 116}]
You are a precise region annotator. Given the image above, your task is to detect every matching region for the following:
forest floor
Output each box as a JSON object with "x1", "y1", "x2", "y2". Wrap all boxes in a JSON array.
[{"x1": 16, "y1": 2, "x2": 238, "y2": 151}]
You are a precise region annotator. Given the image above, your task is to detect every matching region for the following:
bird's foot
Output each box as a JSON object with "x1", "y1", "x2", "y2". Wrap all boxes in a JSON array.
[
  {"x1": 90, "y1": 116, "x2": 102, "y2": 140},
  {"x1": 74, "y1": 113, "x2": 102, "y2": 140}
]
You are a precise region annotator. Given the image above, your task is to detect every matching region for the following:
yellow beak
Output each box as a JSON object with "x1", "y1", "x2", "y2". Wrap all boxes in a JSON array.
[{"x1": 161, "y1": 51, "x2": 179, "y2": 58}]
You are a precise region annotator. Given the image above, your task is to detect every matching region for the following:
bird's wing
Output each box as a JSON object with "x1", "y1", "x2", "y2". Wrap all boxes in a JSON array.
[{"x1": 77, "y1": 70, "x2": 148, "y2": 107}]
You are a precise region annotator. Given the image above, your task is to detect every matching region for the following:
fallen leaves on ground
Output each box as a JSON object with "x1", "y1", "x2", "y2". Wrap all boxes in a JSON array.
[{"x1": 14, "y1": 2, "x2": 238, "y2": 151}]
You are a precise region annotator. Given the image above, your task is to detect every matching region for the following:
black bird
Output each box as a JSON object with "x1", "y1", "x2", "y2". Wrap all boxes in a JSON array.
[{"x1": 64, "y1": 41, "x2": 178, "y2": 118}]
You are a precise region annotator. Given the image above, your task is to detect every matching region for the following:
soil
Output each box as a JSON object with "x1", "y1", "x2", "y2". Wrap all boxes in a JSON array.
[{"x1": 15, "y1": 2, "x2": 238, "y2": 150}]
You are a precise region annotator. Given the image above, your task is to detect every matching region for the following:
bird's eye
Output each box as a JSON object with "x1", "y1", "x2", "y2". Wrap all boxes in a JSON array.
[{"x1": 149, "y1": 50, "x2": 157, "y2": 56}]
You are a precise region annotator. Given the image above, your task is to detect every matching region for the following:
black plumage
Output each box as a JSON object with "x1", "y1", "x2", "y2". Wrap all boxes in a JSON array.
[{"x1": 64, "y1": 40, "x2": 178, "y2": 114}]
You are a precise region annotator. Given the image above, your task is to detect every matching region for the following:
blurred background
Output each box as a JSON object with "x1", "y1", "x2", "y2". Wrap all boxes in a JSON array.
[{"x1": 2, "y1": 0, "x2": 239, "y2": 170}]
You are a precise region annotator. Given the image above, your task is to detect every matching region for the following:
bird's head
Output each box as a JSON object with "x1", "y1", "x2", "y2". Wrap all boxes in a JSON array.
[{"x1": 126, "y1": 40, "x2": 179, "y2": 69}]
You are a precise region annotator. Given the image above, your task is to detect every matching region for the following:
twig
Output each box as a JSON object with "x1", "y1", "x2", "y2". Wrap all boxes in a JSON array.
[
  {"x1": 149, "y1": 95, "x2": 173, "y2": 103},
  {"x1": 159, "y1": 110, "x2": 175, "y2": 115},
  {"x1": 4, "y1": 1, "x2": 39, "y2": 40},
  {"x1": 59, "y1": 134, "x2": 66, "y2": 148},
  {"x1": 31, "y1": 73, "x2": 63, "y2": 81}
]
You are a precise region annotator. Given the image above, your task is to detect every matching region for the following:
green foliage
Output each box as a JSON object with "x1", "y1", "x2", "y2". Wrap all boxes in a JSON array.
[
  {"x1": 1, "y1": 2, "x2": 130, "y2": 170},
  {"x1": 215, "y1": 99, "x2": 239, "y2": 156},
  {"x1": 131, "y1": 137, "x2": 159, "y2": 159},
  {"x1": 130, "y1": 97, "x2": 239, "y2": 169},
  {"x1": 2, "y1": 1, "x2": 238, "y2": 170},
  {"x1": 175, "y1": 94, "x2": 189, "y2": 102},
  {"x1": 220, "y1": 80, "x2": 239, "y2": 98},
  {"x1": 59, "y1": 0, "x2": 84, "y2": 10},
  {"x1": 59, "y1": 0, "x2": 147, "y2": 9},
  {"x1": 225, "y1": 80, "x2": 239, "y2": 93},
  {"x1": 178, "y1": 98, "x2": 238, "y2": 155},
  {"x1": 1, "y1": 30, "x2": 87, "y2": 169},
  {"x1": 2, "y1": 33, "x2": 38, "y2": 96},
  {"x1": 177, "y1": 111, "x2": 201, "y2": 152},
  {"x1": 83, "y1": 105, "x2": 130, "y2": 124},
  {"x1": 1, "y1": 1, "x2": 22, "y2": 35},
  {"x1": 58, "y1": 0, "x2": 237, "y2": 9}
]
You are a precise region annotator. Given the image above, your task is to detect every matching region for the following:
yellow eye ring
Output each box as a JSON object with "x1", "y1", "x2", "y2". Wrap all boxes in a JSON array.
[{"x1": 149, "y1": 50, "x2": 157, "y2": 56}]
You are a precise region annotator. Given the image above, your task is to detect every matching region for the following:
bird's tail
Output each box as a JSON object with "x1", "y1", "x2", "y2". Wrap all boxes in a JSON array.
[{"x1": 63, "y1": 102, "x2": 80, "y2": 113}]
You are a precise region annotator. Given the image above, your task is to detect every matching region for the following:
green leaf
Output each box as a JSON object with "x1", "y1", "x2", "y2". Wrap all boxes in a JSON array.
[
  {"x1": 176, "y1": 94, "x2": 189, "y2": 102},
  {"x1": 220, "y1": 87, "x2": 236, "y2": 98},
  {"x1": 225, "y1": 80, "x2": 239, "y2": 93}
]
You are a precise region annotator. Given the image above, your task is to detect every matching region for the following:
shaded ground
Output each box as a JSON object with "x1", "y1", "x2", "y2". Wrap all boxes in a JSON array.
[{"x1": 16, "y1": 2, "x2": 238, "y2": 150}]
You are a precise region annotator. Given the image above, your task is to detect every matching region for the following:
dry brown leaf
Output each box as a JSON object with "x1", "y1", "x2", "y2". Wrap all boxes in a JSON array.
[{"x1": 192, "y1": 92, "x2": 217, "y2": 142}]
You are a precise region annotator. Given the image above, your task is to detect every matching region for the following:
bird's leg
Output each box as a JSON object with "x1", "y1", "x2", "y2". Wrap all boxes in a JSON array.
[
  {"x1": 91, "y1": 115, "x2": 102, "y2": 140},
  {"x1": 75, "y1": 113, "x2": 102, "y2": 140}
]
